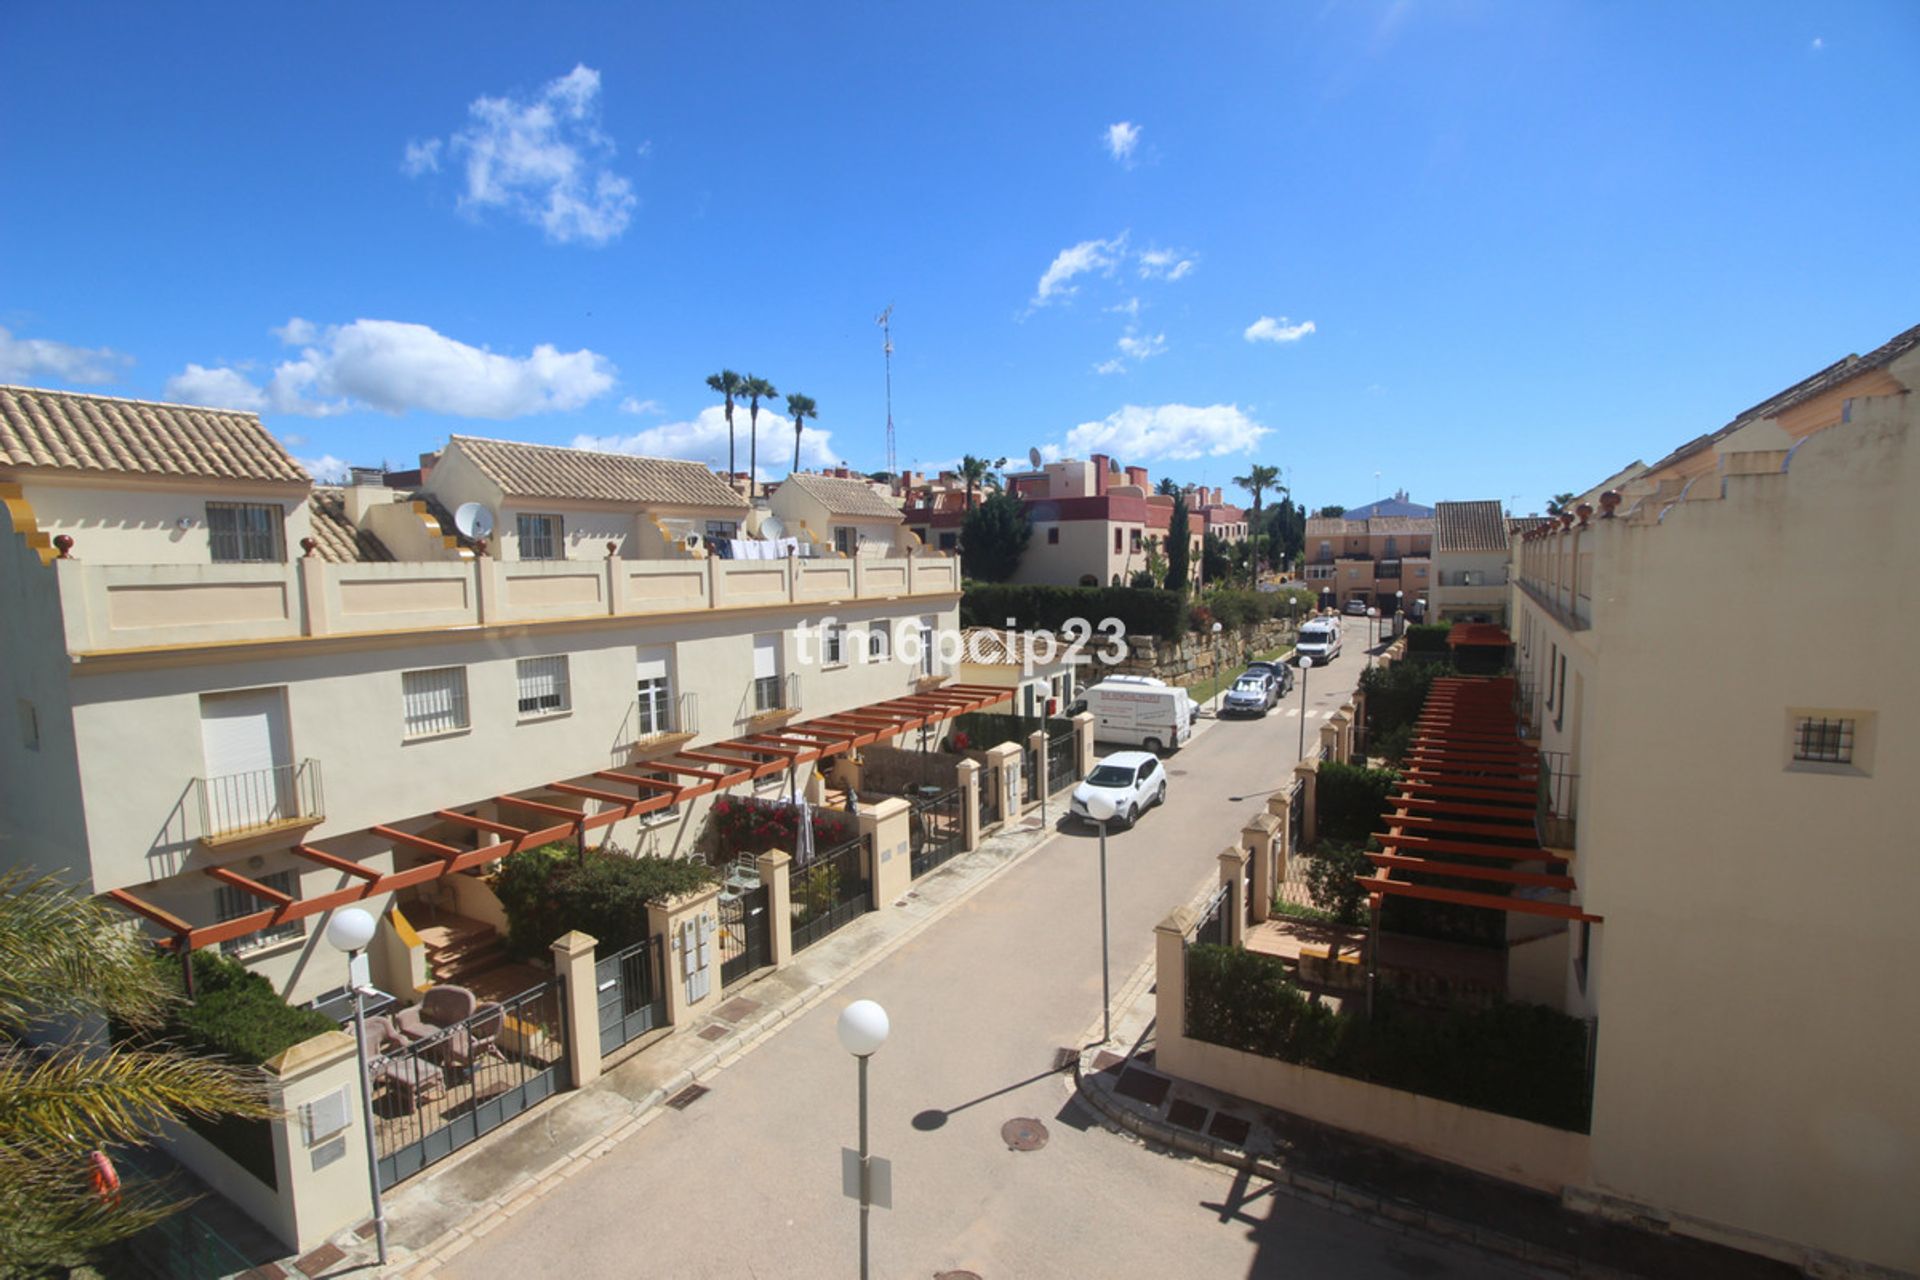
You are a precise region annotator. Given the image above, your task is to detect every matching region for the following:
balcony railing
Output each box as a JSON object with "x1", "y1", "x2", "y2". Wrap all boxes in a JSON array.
[
  {"x1": 631, "y1": 691, "x2": 698, "y2": 743},
  {"x1": 1376, "y1": 559, "x2": 1402, "y2": 580},
  {"x1": 1536, "y1": 749, "x2": 1577, "y2": 849},
  {"x1": 751, "y1": 671, "x2": 801, "y2": 717},
  {"x1": 195, "y1": 759, "x2": 324, "y2": 842}
]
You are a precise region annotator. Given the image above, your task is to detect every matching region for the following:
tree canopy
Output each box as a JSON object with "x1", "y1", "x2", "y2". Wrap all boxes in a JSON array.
[
  {"x1": 960, "y1": 490, "x2": 1032, "y2": 582},
  {"x1": 1164, "y1": 491, "x2": 1191, "y2": 592}
]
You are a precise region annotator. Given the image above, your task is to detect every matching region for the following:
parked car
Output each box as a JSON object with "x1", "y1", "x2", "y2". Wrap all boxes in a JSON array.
[
  {"x1": 1080, "y1": 679, "x2": 1194, "y2": 753},
  {"x1": 1243, "y1": 660, "x2": 1294, "y2": 696},
  {"x1": 1296, "y1": 618, "x2": 1343, "y2": 665},
  {"x1": 1068, "y1": 750, "x2": 1168, "y2": 827},
  {"x1": 1221, "y1": 673, "x2": 1277, "y2": 716},
  {"x1": 1343, "y1": 597, "x2": 1370, "y2": 616}
]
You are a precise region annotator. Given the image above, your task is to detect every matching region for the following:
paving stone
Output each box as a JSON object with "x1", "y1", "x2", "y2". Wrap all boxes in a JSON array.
[
  {"x1": 697, "y1": 1024, "x2": 730, "y2": 1042},
  {"x1": 293, "y1": 1243, "x2": 345, "y2": 1277},
  {"x1": 1113, "y1": 1068, "x2": 1171, "y2": 1107},
  {"x1": 1206, "y1": 1112, "x2": 1253, "y2": 1146},
  {"x1": 1165, "y1": 1098, "x2": 1209, "y2": 1132}
]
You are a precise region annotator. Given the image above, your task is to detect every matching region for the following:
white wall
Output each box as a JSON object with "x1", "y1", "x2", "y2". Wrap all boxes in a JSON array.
[{"x1": 18, "y1": 475, "x2": 313, "y2": 567}]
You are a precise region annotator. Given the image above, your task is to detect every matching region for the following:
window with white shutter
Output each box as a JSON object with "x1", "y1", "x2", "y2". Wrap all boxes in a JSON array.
[
  {"x1": 218, "y1": 870, "x2": 303, "y2": 954},
  {"x1": 636, "y1": 648, "x2": 672, "y2": 735},
  {"x1": 402, "y1": 667, "x2": 470, "y2": 738},
  {"x1": 752, "y1": 634, "x2": 782, "y2": 711},
  {"x1": 516, "y1": 656, "x2": 570, "y2": 716}
]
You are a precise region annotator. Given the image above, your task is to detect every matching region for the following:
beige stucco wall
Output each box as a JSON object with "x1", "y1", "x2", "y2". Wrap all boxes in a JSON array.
[
  {"x1": 1015, "y1": 517, "x2": 1149, "y2": 587},
  {"x1": 1511, "y1": 409, "x2": 1918, "y2": 1274},
  {"x1": 12, "y1": 474, "x2": 313, "y2": 566}
]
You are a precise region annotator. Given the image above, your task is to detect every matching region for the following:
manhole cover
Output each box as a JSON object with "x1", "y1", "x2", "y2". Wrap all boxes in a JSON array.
[
  {"x1": 665, "y1": 1083, "x2": 709, "y2": 1110},
  {"x1": 935, "y1": 1272, "x2": 983, "y2": 1280},
  {"x1": 1001, "y1": 1117, "x2": 1048, "y2": 1151}
]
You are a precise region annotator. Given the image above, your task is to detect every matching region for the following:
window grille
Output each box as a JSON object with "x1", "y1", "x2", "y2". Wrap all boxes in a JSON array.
[
  {"x1": 705, "y1": 520, "x2": 739, "y2": 541},
  {"x1": 517, "y1": 512, "x2": 564, "y2": 560},
  {"x1": 1047, "y1": 527, "x2": 1059, "y2": 544},
  {"x1": 636, "y1": 677, "x2": 672, "y2": 735},
  {"x1": 207, "y1": 502, "x2": 282, "y2": 563},
  {"x1": 403, "y1": 667, "x2": 469, "y2": 737},
  {"x1": 869, "y1": 621, "x2": 891, "y2": 660},
  {"x1": 824, "y1": 624, "x2": 845, "y2": 665},
  {"x1": 1793, "y1": 717, "x2": 1854, "y2": 764},
  {"x1": 218, "y1": 870, "x2": 302, "y2": 954},
  {"x1": 754, "y1": 675, "x2": 784, "y2": 712},
  {"x1": 516, "y1": 656, "x2": 570, "y2": 715}
]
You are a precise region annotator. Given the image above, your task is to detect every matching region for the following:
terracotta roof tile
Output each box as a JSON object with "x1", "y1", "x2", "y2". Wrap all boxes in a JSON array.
[
  {"x1": 1435, "y1": 501, "x2": 1509, "y2": 553},
  {"x1": 306, "y1": 488, "x2": 394, "y2": 562},
  {"x1": 448, "y1": 435, "x2": 745, "y2": 509},
  {"x1": 0, "y1": 385, "x2": 308, "y2": 484},
  {"x1": 779, "y1": 472, "x2": 903, "y2": 520}
]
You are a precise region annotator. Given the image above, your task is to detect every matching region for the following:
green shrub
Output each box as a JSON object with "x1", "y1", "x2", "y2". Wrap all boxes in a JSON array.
[
  {"x1": 795, "y1": 862, "x2": 842, "y2": 925},
  {"x1": 1315, "y1": 760, "x2": 1399, "y2": 845},
  {"x1": 490, "y1": 843, "x2": 718, "y2": 958},
  {"x1": 961, "y1": 583, "x2": 1189, "y2": 642},
  {"x1": 708, "y1": 796, "x2": 856, "y2": 859},
  {"x1": 1370, "y1": 721, "x2": 1414, "y2": 764},
  {"x1": 1302, "y1": 841, "x2": 1371, "y2": 924},
  {"x1": 160, "y1": 950, "x2": 339, "y2": 1067},
  {"x1": 1404, "y1": 623, "x2": 1452, "y2": 654},
  {"x1": 1185, "y1": 945, "x2": 1591, "y2": 1131},
  {"x1": 1358, "y1": 658, "x2": 1455, "y2": 744}
]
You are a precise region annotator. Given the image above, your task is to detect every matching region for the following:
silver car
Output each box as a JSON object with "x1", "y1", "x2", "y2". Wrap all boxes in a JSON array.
[{"x1": 1221, "y1": 672, "x2": 1277, "y2": 716}]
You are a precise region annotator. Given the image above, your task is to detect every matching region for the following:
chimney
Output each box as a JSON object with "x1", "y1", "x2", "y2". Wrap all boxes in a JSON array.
[
  {"x1": 1091, "y1": 453, "x2": 1111, "y2": 496},
  {"x1": 1126, "y1": 465, "x2": 1149, "y2": 489}
]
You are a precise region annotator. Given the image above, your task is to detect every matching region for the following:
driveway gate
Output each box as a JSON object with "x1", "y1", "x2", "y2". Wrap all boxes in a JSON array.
[
  {"x1": 791, "y1": 834, "x2": 870, "y2": 951},
  {"x1": 718, "y1": 873, "x2": 771, "y2": 987},
  {"x1": 1020, "y1": 742, "x2": 1039, "y2": 805},
  {"x1": 595, "y1": 935, "x2": 666, "y2": 1057},
  {"x1": 1046, "y1": 728, "x2": 1079, "y2": 795},
  {"x1": 977, "y1": 766, "x2": 1002, "y2": 831},
  {"x1": 909, "y1": 787, "x2": 964, "y2": 878},
  {"x1": 373, "y1": 979, "x2": 568, "y2": 1189}
]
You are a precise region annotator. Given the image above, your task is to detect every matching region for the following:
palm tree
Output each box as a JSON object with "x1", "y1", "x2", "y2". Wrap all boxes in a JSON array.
[
  {"x1": 0, "y1": 871, "x2": 270, "y2": 1267},
  {"x1": 705, "y1": 370, "x2": 745, "y2": 483},
  {"x1": 1155, "y1": 477, "x2": 1180, "y2": 497},
  {"x1": 784, "y1": 392, "x2": 817, "y2": 473},
  {"x1": 1234, "y1": 463, "x2": 1280, "y2": 529},
  {"x1": 959, "y1": 455, "x2": 993, "y2": 508},
  {"x1": 1546, "y1": 492, "x2": 1576, "y2": 516},
  {"x1": 741, "y1": 375, "x2": 778, "y2": 496}
]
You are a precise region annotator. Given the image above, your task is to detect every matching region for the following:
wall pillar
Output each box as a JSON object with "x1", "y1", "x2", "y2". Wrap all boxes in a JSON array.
[
  {"x1": 1241, "y1": 811, "x2": 1279, "y2": 924},
  {"x1": 1337, "y1": 701, "x2": 1357, "y2": 759},
  {"x1": 1351, "y1": 690, "x2": 1368, "y2": 755},
  {"x1": 983, "y1": 741, "x2": 1021, "y2": 824},
  {"x1": 955, "y1": 758, "x2": 981, "y2": 853},
  {"x1": 756, "y1": 849, "x2": 793, "y2": 968},
  {"x1": 646, "y1": 884, "x2": 722, "y2": 1027},
  {"x1": 1218, "y1": 849, "x2": 1246, "y2": 947},
  {"x1": 1073, "y1": 711, "x2": 1096, "y2": 777},
  {"x1": 1295, "y1": 760, "x2": 1319, "y2": 845},
  {"x1": 474, "y1": 553, "x2": 503, "y2": 625},
  {"x1": 1027, "y1": 728, "x2": 1049, "y2": 810},
  {"x1": 857, "y1": 796, "x2": 911, "y2": 907},
  {"x1": 297, "y1": 555, "x2": 330, "y2": 637},
  {"x1": 1266, "y1": 792, "x2": 1294, "y2": 888},
  {"x1": 549, "y1": 930, "x2": 601, "y2": 1087},
  {"x1": 1319, "y1": 721, "x2": 1341, "y2": 765},
  {"x1": 1154, "y1": 907, "x2": 1194, "y2": 1046}
]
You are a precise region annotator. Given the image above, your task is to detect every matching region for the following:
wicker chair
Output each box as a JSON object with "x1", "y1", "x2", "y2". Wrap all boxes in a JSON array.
[
  {"x1": 430, "y1": 1002, "x2": 506, "y2": 1073},
  {"x1": 365, "y1": 1015, "x2": 445, "y2": 1111},
  {"x1": 395, "y1": 984, "x2": 477, "y2": 1041}
]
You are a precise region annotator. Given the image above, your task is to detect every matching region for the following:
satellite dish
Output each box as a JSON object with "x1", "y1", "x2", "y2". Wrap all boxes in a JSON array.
[
  {"x1": 761, "y1": 515, "x2": 786, "y2": 540},
  {"x1": 1028, "y1": 446, "x2": 1043, "y2": 468},
  {"x1": 454, "y1": 502, "x2": 495, "y2": 540},
  {"x1": 683, "y1": 532, "x2": 703, "y2": 551},
  {"x1": 1109, "y1": 457, "x2": 1123, "y2": 474}
]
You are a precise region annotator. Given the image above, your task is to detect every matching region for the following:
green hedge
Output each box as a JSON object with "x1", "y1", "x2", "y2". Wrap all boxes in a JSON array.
[
  {"x1": 1357, "y1": 659, "x2": 1455, "y2": 745},
  {"x1": 961, "y1": 583, "x2": 1188, "y2": 641},
  {"x1": 1301, "y1": 840, "x2": 1372, "y2": 924},
  {"x1": 1199, "y1": 586, "x2": 1316, "y2": 630},
  {"x1": 1185, "y1": 945, "x2": 1591, "y2": 1131},
  {"x1": 491, "y1": 842, "x2": 719, "y2": 958},
  {"x1": 1404, "y1": 623, "x2": 1452, "y2": 654},
  {"x1": 161, "y1": 950, "x2": 340, "y2": 1067},
  {"x1": 1315, "y1": 760, "x2": 1399, "y2": 845}
]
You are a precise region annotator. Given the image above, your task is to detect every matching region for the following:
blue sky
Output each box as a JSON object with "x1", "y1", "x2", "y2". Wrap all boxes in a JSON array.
[{"x1": 3, "y1": 1, "x2": 1915, "y2": 513}]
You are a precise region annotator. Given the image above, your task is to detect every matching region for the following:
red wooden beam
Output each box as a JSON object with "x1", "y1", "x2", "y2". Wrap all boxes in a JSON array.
[
  {"x1": 1373, "y1": 832, "x2": 1566, "y2": 863},
  {"x1": 594, "y1": 771, "x2": 685, "y2": 794},
  {"x1": 644, "y1": 761, "x2": 734, "y2": 780},
  {"x1": 371, "y1": 825, "x2": 464, "y2": 860},
  {"x1": 1365, "y1": 853, "x2": 1576, "y2": 890},
  {"x1": 1381, "y1": 812, "x2": 1539, "y2": 840},
  {"x1": 104, "y1": 888, "x2": 191, "y2": 935},
  {"x1": 435, "y1": 810, "x2": 527, "y2": 839},
  {"x1": 292, "y1": 844, "x2": 382, "y2": 881},
  {"x1": 1358, "y1": 875, "x2": 1599, "y2": 922},
  {"x1": 548, "y1": 781, "x2": 643, "y2": 807},
  {"x1": 1391, "y1": 795, "x2": 1535, "y2": 820},
  {"x1": 204, "y1": 866, "x2": 296, "y2": 907},
  {"x1": 495, "y1": 795, "x2": 586, "y2": 821}
]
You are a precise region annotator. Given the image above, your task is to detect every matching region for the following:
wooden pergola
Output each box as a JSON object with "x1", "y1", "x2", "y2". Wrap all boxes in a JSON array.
[{"x1": 107, "y1": 683, "x2": 1013, "y2": 956}]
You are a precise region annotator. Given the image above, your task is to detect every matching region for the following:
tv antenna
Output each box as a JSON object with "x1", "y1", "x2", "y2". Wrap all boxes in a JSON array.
[{"x1": 876, "y1": 304, "x2": 896, "y2": 477}]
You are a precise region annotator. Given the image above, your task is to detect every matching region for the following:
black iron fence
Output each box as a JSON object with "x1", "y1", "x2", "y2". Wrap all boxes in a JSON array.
[
  {"x1": 718, "y1": 860, "x2": 771, "y2": 986},
  {"x1": 978, "y1": 764, "x2": 1003, "y2": 830},
  {"x1": 373, "y1": 980, "x2": 568, "y2": 1188},
  {"x1": 1188, "y1": 883, "x2": 1231, "y2": 950},
  {"x1": 909, "y1": 787, "x2": 965, "y2": 878},
  {"x1": 1046, "y1": 728, "x2": 1079, "y2": 795},
  {"x1": 1020, "y1": 741, "x2": 1039, "y2": 805},
  {"x1": 1536, "y1": 749, "x2": 1577, "y2": 848},
  {"x1": 791, "y1": 834, "x2": 871, "y2": 952},
  {"x1": 595, "y1": 934, "x2": 666, "y2": 1057}
]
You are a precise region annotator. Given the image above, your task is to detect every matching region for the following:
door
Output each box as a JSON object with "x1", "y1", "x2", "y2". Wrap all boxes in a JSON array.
[{"x1": 198, "y1": 688, "x2": 292, "y2": 835}]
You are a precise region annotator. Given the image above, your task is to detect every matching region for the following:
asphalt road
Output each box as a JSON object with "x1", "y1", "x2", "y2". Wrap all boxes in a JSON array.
[{"x1": 447, "y1": 631, "x2": 1523, "y2": 1279}]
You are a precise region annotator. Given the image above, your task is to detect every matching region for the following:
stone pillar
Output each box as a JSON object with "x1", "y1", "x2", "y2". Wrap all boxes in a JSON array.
[
  {"x1": 955, "y1": 758, "x2": 981, "y2": 853},
  {"x1": 857, "y1": 796, "x2": 912, "y2": 907},
  {"x1": 1351, "y1": 691, "x2": 1368, "y2": 755},
  {"x1": 297, "y1": 554, "x2": 330, "y2": 636},
  {"x1": 1073, "y1": 711, "x2": 1096, "y2": 777},
  {"x1": 1267, "y1": 792, "x2": 1293, "y2": 888},
  {"x1": 1295, "y1": 760, "x2": 1319, "y2": 845},
  {"x1": 475, "y1": 553, "x2": 503, "y2": 624},
  {"x1": 1337, "y1": 702, "x2": 1356, "y2": 759},
  {"x1": 984, "y1": 741, "x2": 1021, "y2": 823},
  {"x1": 646, "y1": 884, "x2": 723, "y2": 1027},
  {"x1": 1218, "y1": 849, "x2": 1246, "y2": 947},
  {"x1": 550, "y1": 930, "x2": 601, "y2": 1087},
  {"x1": 1241, "y1": 811, "x2": 1279, "y2": 924},
  {"x1": 1154, "y1": 907, "x2": 1195, "y2": 1050},
  {"x1": 756, "y1": 849, "x2": 794, "y2": 968},
  {"x1": 1027, "y1": 728, "x2": 1049, "y2": 808},
  {"x1": 1319, "y1": 720, "x2": 1341, "y2": 764}
]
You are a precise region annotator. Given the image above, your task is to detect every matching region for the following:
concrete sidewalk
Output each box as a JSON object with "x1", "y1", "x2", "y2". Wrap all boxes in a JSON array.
[
  {"x1": 1067, "y1": 954, "x2": 1796, "y2": 1280},
  {"x1": 266, "y1": 809, "x2": 1067, "y2": 1279}
]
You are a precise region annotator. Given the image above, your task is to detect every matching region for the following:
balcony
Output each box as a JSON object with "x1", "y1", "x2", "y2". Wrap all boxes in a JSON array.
[
  {"x1": 1376, "y1": 559, "x2": 1402, "y2": 580},
  {"x1": 628, "y1": 692, "x2": 699, "y2": 759},
  {"x1": 1536, "y1": 750, "x2": 1577, "y2": 849},
  {"x1": 747, "y1": 671, "x2": 802, "y2": 725},
  {"x1": 195, "y1": 760, "x2": 324, "y2": 845}
]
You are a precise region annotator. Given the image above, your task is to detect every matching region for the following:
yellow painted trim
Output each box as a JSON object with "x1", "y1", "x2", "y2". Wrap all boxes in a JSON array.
[
  {"x1": 389, "y1": 904, "x2": 423, "y2": 949},
  {"x1": 0, "y1": 482, "x2": 58, "y2": 567}
]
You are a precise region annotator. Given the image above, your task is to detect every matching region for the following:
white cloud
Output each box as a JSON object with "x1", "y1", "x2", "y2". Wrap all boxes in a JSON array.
[
  {"x1": 1116, "y1": 332, "x2": 1167, "y2": 360},
  {"x1": 401, "y1": 138, "x2": 442, "y2": 176},
  {"x1": 296, "y1": 453, "x2": 351, "y2": 483},
  {"x1": 1104, "y1": 121, "x2": 1140, "y2": 165},
  {"x1": 619, "y1": 396, "x2": 665, "y2": 416},
  {"x1": 408, "y1": 64, "x2": 636, "y2": 246},
  {"x1": 169, "y1": 316, "x2": 617, "y2": 419},
  {"x1": 572, "y1": 404, "x2": 837, "y2": 477},
  {"x1": 281, "y1": 432, "x2": 308, "y2": 447},
  {"x1": 1107, "y1": 297, "x2": 1142, "y2": 319},
  {"x1": 1064, "y1": 404, "x2": 1271, "y2": 461},
  {"x1": 0, "y1": 326, "x2": 131, "y2": 385},
  {"x1": 273, "y1": 317, "x2": 318, "y2": 346},
  {"x1": 1137, "y1": 247, "x2": 1194, "y2": 281},
  {"x1": 1244, "y1": 315, "x2": 1317, "y2": 344},
  {"x1": 164, "y1": 363, "x2": 268, "y2": 411},
  {"x1": 1031, "y1": 232, "x2": 1128, "y2": 307},
  {"x1": 1093, "y1": 358, "x2": 1126, "y2": 376}
]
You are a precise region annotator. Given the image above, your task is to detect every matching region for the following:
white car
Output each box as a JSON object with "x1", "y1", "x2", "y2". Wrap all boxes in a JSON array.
[{"x1": 1069, "y1": 750, "x2": 1169, "y2": 828}]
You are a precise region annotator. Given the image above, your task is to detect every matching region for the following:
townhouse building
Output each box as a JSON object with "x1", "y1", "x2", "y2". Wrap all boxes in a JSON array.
[
  {"x1": 1302, "y1": 509, "x2": 1433, "y2": 611},
  {"x1": 0, "y1": 387, "x2": 973, "y2": 1008},
  {"x1": 1508, "y1": 322, "x2": 1918, "y2": 1275},
  {"x1": 1429, "y1": 499, "x2": 1511, "y2": 624}
]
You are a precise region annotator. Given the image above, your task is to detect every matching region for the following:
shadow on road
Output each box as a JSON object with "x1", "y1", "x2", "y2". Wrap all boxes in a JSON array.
[{"x1": 911, "y1": 1061, "x2": 1073, "y2": 1131}]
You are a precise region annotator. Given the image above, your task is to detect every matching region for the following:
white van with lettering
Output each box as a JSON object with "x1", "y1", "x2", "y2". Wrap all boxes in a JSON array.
[
  {"x1": 1295, "y1": 617, "x2": 1342, "y2": 665},
  {"x1": 1082, "y1": 679, "x2": 1195, "y2": 753}
]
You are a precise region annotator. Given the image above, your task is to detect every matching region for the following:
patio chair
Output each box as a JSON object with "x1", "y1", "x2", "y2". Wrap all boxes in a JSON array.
[
  {"x1": 395, "y1": 984, "x2": 477, "y2": 1042},
  {"x1": 429, "y1": 1002, "x2": 506, "y2": 1073},
  {"x1": 364, "y1": 1015, "x2": 446, "y2": 1112}
]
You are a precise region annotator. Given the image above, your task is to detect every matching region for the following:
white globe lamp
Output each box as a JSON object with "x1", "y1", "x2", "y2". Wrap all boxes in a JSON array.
[
  {"x1": 1083, "y1": 792, "x2": 1117, "y2": 823},
  {"x1": 837, "y1": 999, "x2": 891, "y2": 1058},
  {"x1": 326, "y1": 906, "x2": 376, "y2": 954}
]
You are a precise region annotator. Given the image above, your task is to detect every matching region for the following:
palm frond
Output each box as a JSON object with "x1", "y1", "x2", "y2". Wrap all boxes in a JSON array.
[
  {"x1": 0, "y1": 871, "x2": 174, "y2": 1035},
  {"x1": 0, "y1": 1043, "x2": 271, "y2": 1156},
  {"x1": 0, "y1": 1145, "x2": 190, "y2": 1269}
]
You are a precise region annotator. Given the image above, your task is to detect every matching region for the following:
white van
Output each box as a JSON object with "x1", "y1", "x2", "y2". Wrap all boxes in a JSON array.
[
  {"x1": 1082, "y1": 679, "x2": 1195, "y2": 753},
  {"x1": 1295, "y1": 617, "x2": 1342, "y2": 665}
]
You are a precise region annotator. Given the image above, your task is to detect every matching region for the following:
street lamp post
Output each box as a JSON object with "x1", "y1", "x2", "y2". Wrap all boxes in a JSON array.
[
  {"x1": 1083, "y1": 792, "x2": 1117, "y2": 1043},
  {"x1": 838, "y1": 1000, "x2": 891, "y2": 1280},
  {"x1": 1296, "y1": 653, "x2": 1313, "y2": 760},
  {"x1": 1367, "y1": 607, "x2": 1379, "y2": 667},
  {"x1": 324, "y1": 907, "x2": 387, "y2": 1267},
  {"x1": 1210, "y1": 620, "x2": 1224, "y2": 715}
]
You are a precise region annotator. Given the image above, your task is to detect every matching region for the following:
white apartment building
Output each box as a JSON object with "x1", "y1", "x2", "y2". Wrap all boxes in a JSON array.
[{"x1": 0, "y1": 387, "x2": 987, "y2": 1006}]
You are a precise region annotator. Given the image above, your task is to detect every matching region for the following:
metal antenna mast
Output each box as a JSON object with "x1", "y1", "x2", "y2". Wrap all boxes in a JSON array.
[{"x1": 876, "y1": 304, "x2": 895, "y2": 477}]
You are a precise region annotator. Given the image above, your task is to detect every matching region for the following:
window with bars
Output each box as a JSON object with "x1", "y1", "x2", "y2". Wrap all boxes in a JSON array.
[
  {"x1": 516, "y1": 656, "x2": 571, "y2": 716},
  {"x1": 217, "y1": 870, "x2": 303, "y2": 954},
  {"x1": 517, "y1": 512, "x2": 564, "y2": 560},
  {"x1": 754, "y1": 674, "x2": 785, "y2": 712},
  {"x1": 834, "y1": 527, "x2": 856, "y2": 554},
  {"x1": 639, "y1": 768, "x2": 681, "y2": 826},
  {"x1": 402, "y1": 667, "x2": 470, "y2": 738},
  {"x1": 824, "y1": 623, "x2": 846, "y2": 665},
  {"x1": 705, "y1": 520, "x2": 739, "y2": 541},
  {"x1": 868, "y1": 620, "x2": 891, "y2": 660},
  {"x1": 636, "y1": 676, "x2": 672, "y2": 735},
  {"x1": 1793, "y1": 717, "x2": 1854, "y2": 764},
  {"x1": 207, "y1": 502, "x2": 283, "y2": 563}
]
